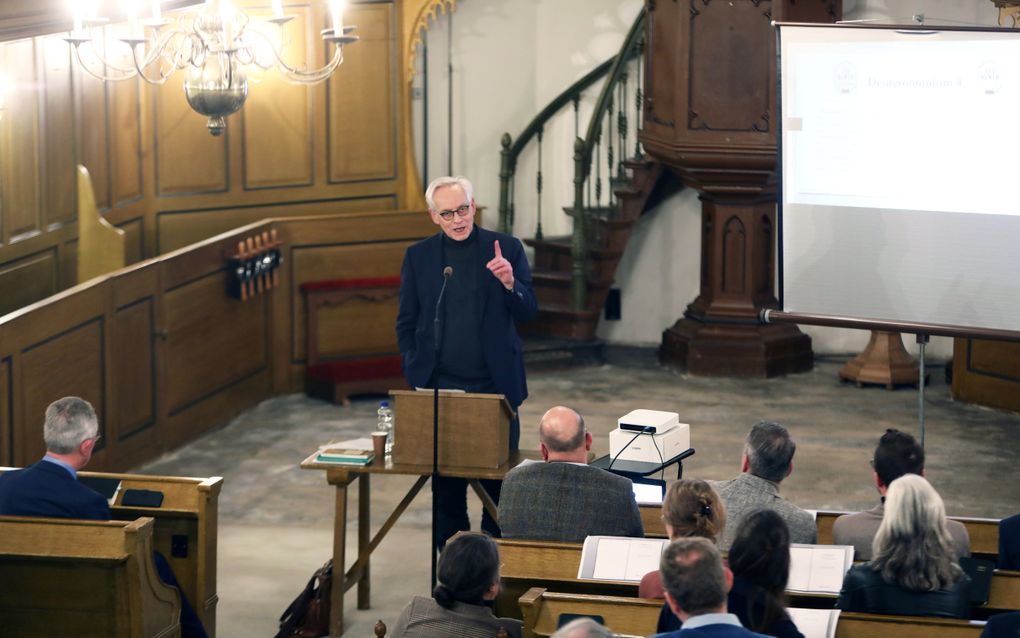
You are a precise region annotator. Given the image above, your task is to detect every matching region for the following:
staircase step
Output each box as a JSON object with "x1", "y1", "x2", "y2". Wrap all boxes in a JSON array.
[
  {"x1": 523, "y1": 336, "x2": 605, "y2": 370},
  {"x1": 526, "y1": 236, "x2": 624, "y2": 260},
  {"x1": 623, "y1": 155, "x2": 654, "y2": 171},
  {"x1": 533, "y1": 270, "x2": 613, "y2": 288},
  {"x1": 521, "y1": 303, "x2": 602, "y2": 340}
]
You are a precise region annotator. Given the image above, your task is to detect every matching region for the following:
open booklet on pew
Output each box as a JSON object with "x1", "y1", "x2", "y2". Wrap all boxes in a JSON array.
[
  {"x1": 577, "y1": 536, "x2": 670, "y2": 582},
  {"x1": 787, "y1": 543, "x2": 855, "y2": 594},
  {"x1": 787, "y1": 608, "x2": 840, "y2": 638}
]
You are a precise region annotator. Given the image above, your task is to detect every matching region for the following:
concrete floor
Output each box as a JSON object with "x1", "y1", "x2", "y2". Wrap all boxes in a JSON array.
[{"x1": 136, "y1": 354, "x2": 1020, "y2": 637}]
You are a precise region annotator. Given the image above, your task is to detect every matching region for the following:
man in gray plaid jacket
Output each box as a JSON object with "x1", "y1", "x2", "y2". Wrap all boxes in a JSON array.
[{"x1": 497, "y1": 406, "x2": 644, "y2": 542}]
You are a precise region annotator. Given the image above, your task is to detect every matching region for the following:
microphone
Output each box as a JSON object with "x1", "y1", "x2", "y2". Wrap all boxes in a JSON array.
[{"x1": 434, "y1": 266, "x2": 454, "y2": 353}]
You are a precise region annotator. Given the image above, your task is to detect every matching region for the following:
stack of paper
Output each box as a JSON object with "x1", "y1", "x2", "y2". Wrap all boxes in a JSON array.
[
  {"x1": 787, "y1": 608, "x2": 840, "y2": 638},
  {"x1": 315, "y1": 447, "x2": 374, "y2": 465}
]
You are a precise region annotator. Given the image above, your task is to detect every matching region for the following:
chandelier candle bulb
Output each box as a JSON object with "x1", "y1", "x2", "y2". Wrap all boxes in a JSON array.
[
  {"x1": 330, "y1": 0, "x2": 344, "y2": 37},
  {"x1": 272, "y1": 0, "x2": 283, "y2": 19},
  {"x1": 151, "y1": 0, "x2": 161, "y2": 21}
]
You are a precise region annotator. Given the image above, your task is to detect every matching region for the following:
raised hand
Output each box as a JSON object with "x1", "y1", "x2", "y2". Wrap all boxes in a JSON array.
[{"x1": 486, "y1": 240, "x2": 515, "y2": 290}]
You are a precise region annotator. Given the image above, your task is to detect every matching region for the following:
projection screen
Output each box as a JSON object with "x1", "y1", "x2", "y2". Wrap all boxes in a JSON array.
[{"x1": 777, "y1": 23, "x2": 1020, "y2": 337}]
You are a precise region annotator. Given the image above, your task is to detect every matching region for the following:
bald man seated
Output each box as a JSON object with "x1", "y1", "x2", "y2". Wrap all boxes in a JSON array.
[{"x1": 497, "y1": 406, "x2": 644, "y2": 542}]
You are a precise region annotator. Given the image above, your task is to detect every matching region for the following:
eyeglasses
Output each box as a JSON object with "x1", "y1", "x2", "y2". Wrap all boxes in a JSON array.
[{"x1": 437, "y1": 203, "x2": 472, "y2": 221}]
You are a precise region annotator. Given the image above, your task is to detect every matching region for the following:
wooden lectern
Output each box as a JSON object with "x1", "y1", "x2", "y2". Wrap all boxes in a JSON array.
[{"x1": 390, "y1": 390, "x2": 512, "y2": 470}]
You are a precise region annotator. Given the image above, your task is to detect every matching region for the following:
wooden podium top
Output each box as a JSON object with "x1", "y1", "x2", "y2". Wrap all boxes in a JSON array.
[{"x1": 300, "y1": 448, "x2": 541, "y2": 481}]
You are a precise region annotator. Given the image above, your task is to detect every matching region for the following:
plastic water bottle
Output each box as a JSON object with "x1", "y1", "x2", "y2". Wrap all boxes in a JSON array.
[{"x1": 377, "y1": 401, "x2": 394, "y2": 456}]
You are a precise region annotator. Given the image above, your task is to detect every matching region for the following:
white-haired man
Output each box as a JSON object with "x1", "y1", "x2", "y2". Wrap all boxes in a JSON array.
[{"x1": 396, "y1": 175, "x2": 537, "y2": 548}]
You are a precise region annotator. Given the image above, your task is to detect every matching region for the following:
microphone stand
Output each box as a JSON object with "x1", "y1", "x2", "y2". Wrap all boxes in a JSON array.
[{"x1": 430, "y1": 266, "x2": 452, "y2": 589}]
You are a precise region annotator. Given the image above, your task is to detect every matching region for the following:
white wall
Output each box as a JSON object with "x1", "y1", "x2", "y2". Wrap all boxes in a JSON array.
[{"x1": 416, "y1": 0, "x2": 1000, "y2": 358}]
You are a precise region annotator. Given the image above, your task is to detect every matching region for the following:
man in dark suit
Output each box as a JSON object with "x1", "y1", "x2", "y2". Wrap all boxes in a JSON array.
[
  {"x1": 397, "y1": 175, "x2": 537, "y2": 548},
  {"x1": 651, "y1": 538, "x2": 772, "y2": 638},
  {"x1": 498, "y1": 406, "x2": 644, "y2": 542},
  {"x1": 0, "y1": 396, "x2": 108, "y2": 519},
  {"x1": 1001, "y1": 513, "x2": 1020, "y2": 571},
  {"x1": 0, "y1": 396, "x2": 207, "y2": 638}
]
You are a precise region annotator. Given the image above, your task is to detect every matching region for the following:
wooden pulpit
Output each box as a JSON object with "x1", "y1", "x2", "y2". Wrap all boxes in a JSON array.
[
  {"x1": 390, "y1": 390, "x2": 512, "y2": 470},
  {"x1": 641, "y1": 0, "x2": 841, "y2": 377}
]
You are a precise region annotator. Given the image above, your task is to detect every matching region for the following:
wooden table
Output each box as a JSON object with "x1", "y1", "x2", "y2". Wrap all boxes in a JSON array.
[{"x1": 300, "y1": 449, "x2": 540, "y2": 637}]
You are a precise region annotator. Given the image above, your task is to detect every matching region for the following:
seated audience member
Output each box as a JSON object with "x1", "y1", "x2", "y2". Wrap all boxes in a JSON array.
[
  {"x1": 1000, "y1": 512, "x2": 1020, "y2": 570},
  {"x1": 640, "y1": 479, "x2": 726, "y2": 598},
  {"x1": 651, "y1": 537, "x2": 772, "y2": 638},
  {"x1": 0, "y1": 396, "x2": 208, "y2": 638},
  {"x1": 836, "y1": 474, "x2": 970, "y2": 618},
  {"x1": 981, "y1": 611, "x2": 1020, "y2": 638},
  {"x1": 833, "y1": 428, "x2": 969, "y2": 560},
  {"x1": 709, "y1": 421, "x2": 816, "y2": 549},
  {"x1": 390, "y1": 531, "x2": 522, "y2": 638},
  {"x1": 498, "y1": 406, "x2": 643, "y2": 541},
  {"x1": 656, "y1": 509, "x2": 804, "y2": 637},
  {"x1": 551, "y1": 617, "x2": 615, "y2": 638},
  {"x1": 725, "y1": 509, "x2": 804, "y2": 638}
]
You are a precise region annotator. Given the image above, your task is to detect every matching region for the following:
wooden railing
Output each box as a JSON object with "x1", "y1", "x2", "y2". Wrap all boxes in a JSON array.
[{"x1": 497, "y1": 8, "x2": 646, "y2": 311}]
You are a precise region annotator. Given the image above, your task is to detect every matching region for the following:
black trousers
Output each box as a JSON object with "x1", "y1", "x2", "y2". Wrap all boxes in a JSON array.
[{"x1": 432, "y1": 374, "x2": 520, "y2": 549}]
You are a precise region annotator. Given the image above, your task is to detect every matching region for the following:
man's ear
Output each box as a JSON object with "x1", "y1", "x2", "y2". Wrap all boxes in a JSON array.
[
  {"x1": 540, "y1": 442, "x2": 550, "y2": 461},
  {"x1": 664, "y1": 591, "x2": 683, "y2": 617},
  {"x1": 740, "y1": 453, "x2": 750, "y2": 474},
  {"x1": 785, "y1": 459, "x2": 794, "y2": 478},
  {"x1": 584, "y1": 432, "x2": 593, "y2": 451},
  {"x1": 723, "y1": 565, "x2": 734, "y2": 593}
]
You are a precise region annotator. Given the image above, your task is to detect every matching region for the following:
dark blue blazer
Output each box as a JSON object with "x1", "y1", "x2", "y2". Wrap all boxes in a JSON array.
[
  {"x1": 1000, "y1": 513, "x2": 1020, "y2": 571},
  {"x1": 0, "y1": 460, "x2": 110, "y2": 520},
  {"x1": 396, "y1": 227, "x2": 537, "y2": 410},
  {"x1": 981, "y1": 611, "x2": 1020, "y2": 638},
  {"x1": 652, "y1": 622, "x2": 773, "y2": 638}
]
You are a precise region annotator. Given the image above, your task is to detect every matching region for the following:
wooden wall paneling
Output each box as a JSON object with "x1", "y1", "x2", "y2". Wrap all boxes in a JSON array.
[
  {"x1": 110, "y1": 66, "x2": 143, "y2": 206},
  {"x1": 40, "y1": 36, "x2": 76, "y2": 229},
  {"x1": 0, "y1": 249, "x2": 58, "y2": 317},
  {"x1": 241, "y1": 7, "x2": 314, "y2": 190},
  {"x1": 276, "y1": 209, "x2": 435, "y2": 389},
  {"x1": 116, "y1": 217, "x2": 145, "y2": 265},
  {"x1": 290, "y1": 239, "x2": 413, "y2": 362},
  {"x1": 952, "y1": 338, "x2": 1020, "y2": 414},
  {"x1": 78, "y1": 58, "x2": 111, "y2": 211},
  {"x1": 1, "y1": 38, "x2": 42, "y2": 243},
  {"x1": 12, "y1": 284, "x2": 106, "y2": 465},
  {"x1": 158, "y1": 222, "x2": 274, "y2": 445},
  {"x1": 109, "y1": 292, "x2": 157, "y2": 443},
  {"x1": 0, "y1": 354, "x2": 10, "y2": 465},
  {"x1": 154, "y1": 71, "x2": 229, "y2": 196},
  {"x1": 328, "y1": 2, "x2": 396, "y2": 183},
  {"x1": 156, "y1": 194, "x2": 396, "y2": 253}
]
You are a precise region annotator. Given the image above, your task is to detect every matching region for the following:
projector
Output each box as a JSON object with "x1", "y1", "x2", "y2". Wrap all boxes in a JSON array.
[
  {"x1": 609, "y1": 410, "x2": 690, "y2": 464},
  {"x1": 617, "y1": 409, "x2": 679, "y2": 434}
]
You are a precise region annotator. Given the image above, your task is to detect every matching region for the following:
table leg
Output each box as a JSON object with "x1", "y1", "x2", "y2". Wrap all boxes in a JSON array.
[
  {"x1": 330, "y1": 474, "x2": 353, "y2": 637},
  {"x1": 468, "y1": 479, "x2": 499, "y2": 524},
  {"x1": 357, "y1": 474, "x2": 370, "y2": 609}
]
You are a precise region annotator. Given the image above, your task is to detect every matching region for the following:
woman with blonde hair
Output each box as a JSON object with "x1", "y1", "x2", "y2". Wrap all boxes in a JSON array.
[
  {"x1": 837, "y1": 473, "x2": 970, "y2": 618},
  {"x1": 639, "y1": 478, "x2": 725, "y2": 598}
]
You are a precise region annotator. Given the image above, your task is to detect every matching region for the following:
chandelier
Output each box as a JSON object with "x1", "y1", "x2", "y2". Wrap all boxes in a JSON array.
[{"x1": 65, "y1": 0, "x2": 358, "y2": 135}]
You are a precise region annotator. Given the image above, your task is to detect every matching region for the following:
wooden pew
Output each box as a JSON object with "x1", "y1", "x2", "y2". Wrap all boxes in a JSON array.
[
  {"x1": 0, "y1": 515, "x2": 181, "y2": 637},
  {"x1": 498, "y1": 538, "x2": 1020, "y2": 619},
  {"x1": 0, "y1": 467, "x2": 222, "y2": 636},
  {"x1": 517, "y1": 587, "x2": 987, "y2": 638},
  {"x1": 815, "y1": 510, "x2": 1000, "y2": 562},
  {"x1": 640, "y1": 505, "x2": 1001, "y2": 561}
]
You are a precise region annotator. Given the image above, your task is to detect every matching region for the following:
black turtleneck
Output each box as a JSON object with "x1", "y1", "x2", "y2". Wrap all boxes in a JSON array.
[{"x1": 438, "y1": 228, "x2": 489, "y2": 383}]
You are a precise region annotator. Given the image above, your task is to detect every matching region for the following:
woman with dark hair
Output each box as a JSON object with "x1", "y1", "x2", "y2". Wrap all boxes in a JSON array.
[
  {"x1": 390, "y1": 532, "x2": 522, "y2": 637},
  {"x1": 727, "y1": 509, "x2": 804, "y2": 638},
  {"x1": 836, "y1": 474, "x2": 970, "y2": 618},
  {"x1": 640, "y1": 479, "x2": 726, "y2": 599}
]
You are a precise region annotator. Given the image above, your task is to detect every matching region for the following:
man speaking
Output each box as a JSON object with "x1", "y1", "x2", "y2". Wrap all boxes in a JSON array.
[{"x1": 396, "y1": 175, "x2": 537, "y2": 548}]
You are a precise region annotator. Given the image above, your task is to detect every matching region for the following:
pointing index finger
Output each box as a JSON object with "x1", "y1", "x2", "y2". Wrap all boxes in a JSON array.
[{"x1": 494, "y1": 240, "x2": 503, "y2": 259}]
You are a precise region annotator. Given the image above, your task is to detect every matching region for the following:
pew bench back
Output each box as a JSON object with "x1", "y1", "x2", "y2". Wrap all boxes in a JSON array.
[{"x1": 0, "y1": 515, "x2": 181, "y2": 638}]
